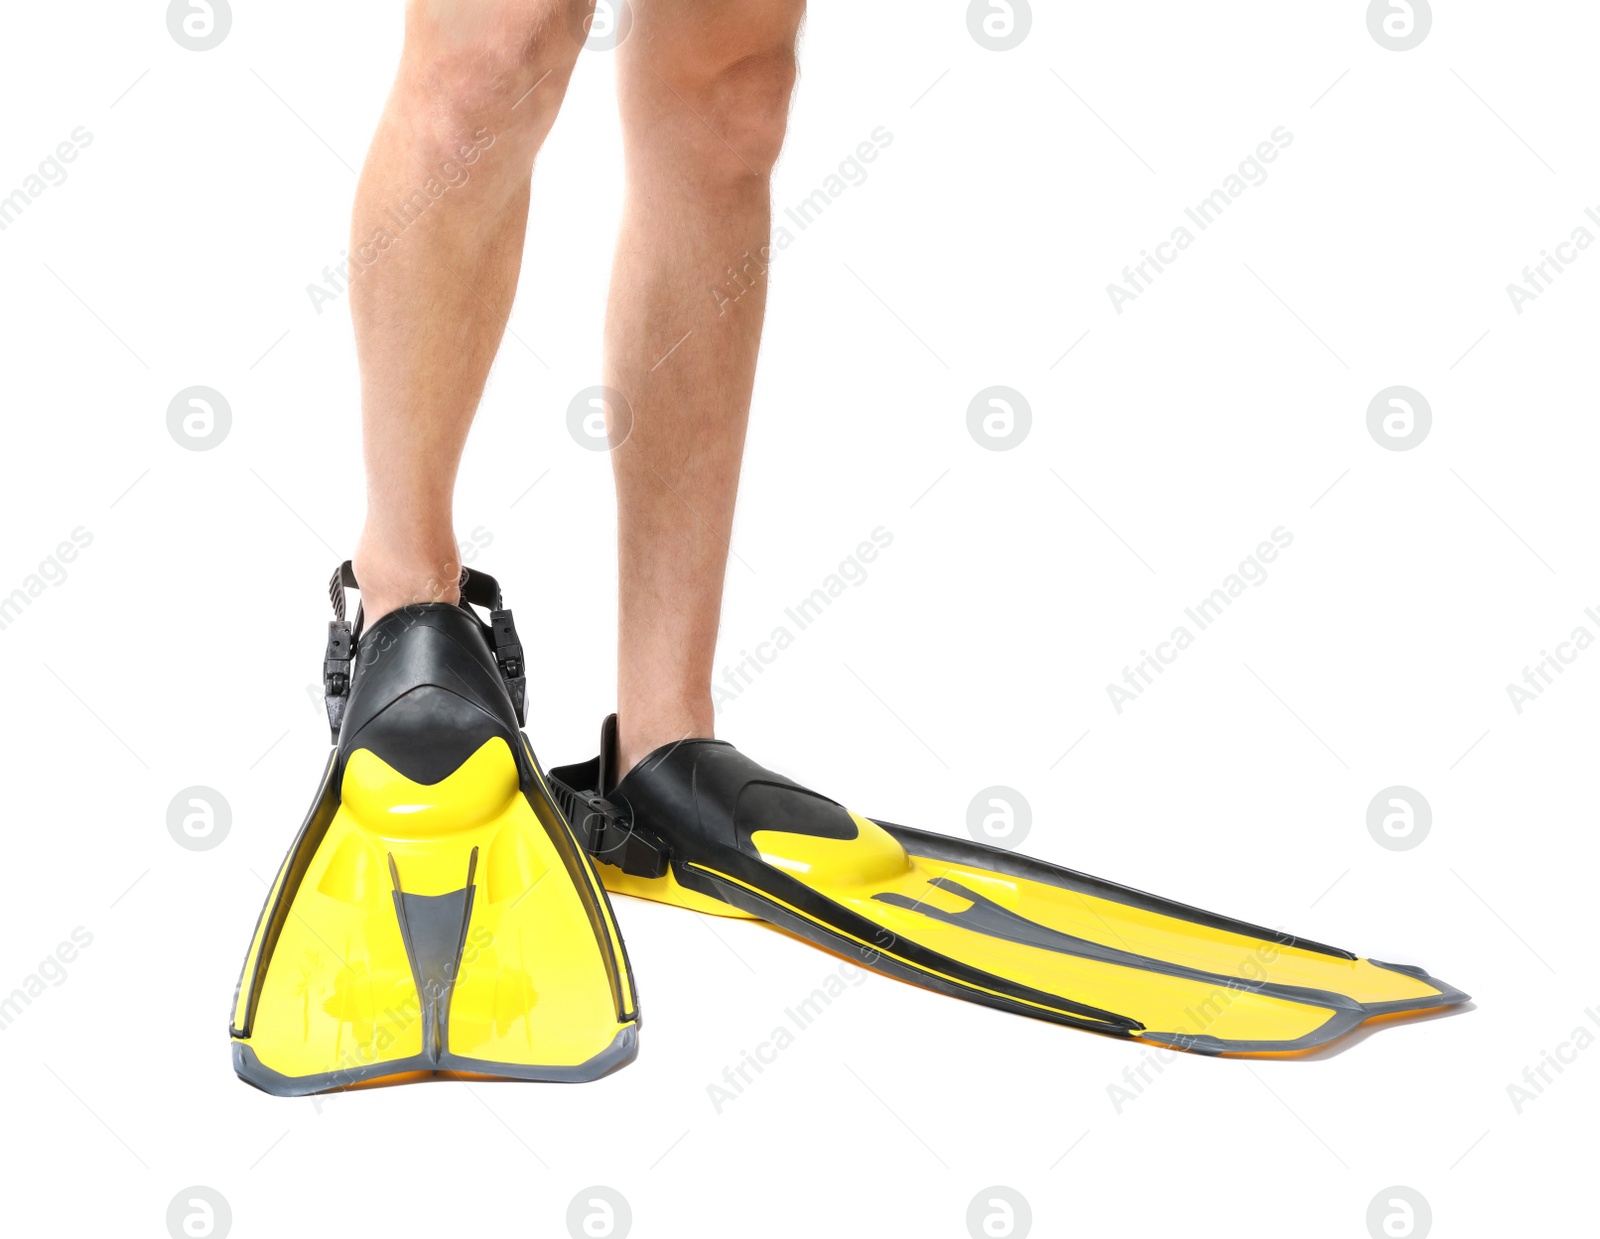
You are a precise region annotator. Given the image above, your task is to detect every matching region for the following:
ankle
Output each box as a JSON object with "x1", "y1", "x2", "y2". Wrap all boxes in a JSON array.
[
  {"x1": 352, "y1": 532, "x2": 462, "y2": 624},
  {"x1": 615, "y1": 706, "x2": 714, "y2": 778}
]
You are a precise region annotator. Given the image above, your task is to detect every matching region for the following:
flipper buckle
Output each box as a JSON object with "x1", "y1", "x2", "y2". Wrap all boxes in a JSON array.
[
  {"x1": 488, "y1": 608, "x2": 527, "y2": 726},
  {"x1": 323, "y1": 619, "x2": 354, "y2": 743},
  {"x1": 560, "y1": 787, "x2": 670, "y2": 880}
]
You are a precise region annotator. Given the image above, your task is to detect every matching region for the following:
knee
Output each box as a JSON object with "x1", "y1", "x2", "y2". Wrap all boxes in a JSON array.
[
  {"x1": 702, "y1": 48, "x2": 799, "y2": 177},
  {"x1": 396, "y1": 0, "x2": 580, "y2": 161},
  {"x1": 637, "y1": 42, "x2": 800, "y2": 183}
]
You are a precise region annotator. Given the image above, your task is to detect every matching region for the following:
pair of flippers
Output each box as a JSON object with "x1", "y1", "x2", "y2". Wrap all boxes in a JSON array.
[{"x1": 231, "y1": 568, "x2": 1467, "y2": 1095}]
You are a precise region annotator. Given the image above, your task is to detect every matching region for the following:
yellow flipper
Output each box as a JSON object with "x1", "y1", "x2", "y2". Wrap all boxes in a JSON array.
[
  {"x1": 552, "y1": 726, "x2": 1467, "y2": 1056},
  {"x1": 232, "y1": 597, "x2": 637, "y2": 1095}
]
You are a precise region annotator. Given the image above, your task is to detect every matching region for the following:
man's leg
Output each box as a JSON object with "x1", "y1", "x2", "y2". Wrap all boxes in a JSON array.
[
  {"x1": 352, "y1": 0, "x2": 583, "y2": 621},
  {"x1": 608, "y1": 0, "x2": 806, "y2": 771}
]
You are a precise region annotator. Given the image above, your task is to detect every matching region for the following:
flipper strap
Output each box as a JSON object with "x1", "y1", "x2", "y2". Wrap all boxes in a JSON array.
[
  {"x1": 550, "y1": 779, "x2": 672, "y2": 880},
  {"x1": 321, "y1": 560, "x2": 529, "y2": 742},
  {"x1": 549, "y1": 723, "x2": 672, "y2": 880}
]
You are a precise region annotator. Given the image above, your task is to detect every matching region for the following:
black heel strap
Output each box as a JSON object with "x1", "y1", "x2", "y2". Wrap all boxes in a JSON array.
[{"x1": 320, "y1": 560, "x2": 528, "y2": 741}]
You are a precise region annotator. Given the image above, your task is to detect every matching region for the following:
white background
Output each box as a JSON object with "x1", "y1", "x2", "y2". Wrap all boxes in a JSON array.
[{"x1": 1, "y1": 1, "x2": 1595, "y2": 1236}]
